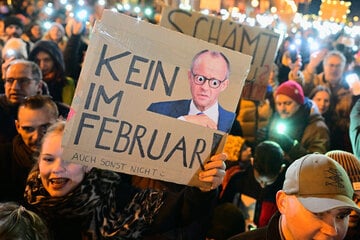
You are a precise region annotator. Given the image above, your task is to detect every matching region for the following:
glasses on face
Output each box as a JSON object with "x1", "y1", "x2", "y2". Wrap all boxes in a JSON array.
[
  {"x1": 191, "y1": 71, "x2": 226, "y2": 89},
  {"x1": 4, "y1": 77, "x2": 35, "y2": 86}
]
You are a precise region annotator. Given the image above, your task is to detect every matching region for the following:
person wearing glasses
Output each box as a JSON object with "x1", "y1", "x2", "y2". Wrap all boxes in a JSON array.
[
  {"x1": 147, "y1": 49, "x2": 234, "y2": 133},
  {"x1": 0, "y1": 95, "x2": 59, "y2": 203},
  {"x1": 302, "y1": 50, "x2": 354, "y2": 152},
  {"x1": 0, "y1": 59, "x2": 69, "y2": 145},
  {"x1": 0, "y1": 59, "x2": 43, "y2": 144}
]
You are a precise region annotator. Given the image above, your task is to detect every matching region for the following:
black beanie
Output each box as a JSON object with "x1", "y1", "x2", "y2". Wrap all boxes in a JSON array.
[{"x1": 4, "y1": 16, "x2": 23, "y2": 30}]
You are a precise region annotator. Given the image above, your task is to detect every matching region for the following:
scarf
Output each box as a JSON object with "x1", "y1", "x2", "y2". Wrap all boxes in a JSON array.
[{"x1": 24, "y1": 168, "x2": 165, "y2": 239}]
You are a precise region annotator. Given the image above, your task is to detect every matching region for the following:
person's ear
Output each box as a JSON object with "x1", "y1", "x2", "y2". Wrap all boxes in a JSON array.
[
  {"x1": 15, "y1": 119, "x2": 20, "y2": 133},
  {"x1": 276, "y1": 190, "x2": 287, "y2": 214},
  {"x1": 279, "y1": 163, "x2": 286, "y2": 174},
  {"x1": 37, "y1": 81, "x2": 43, "y2": 95}
]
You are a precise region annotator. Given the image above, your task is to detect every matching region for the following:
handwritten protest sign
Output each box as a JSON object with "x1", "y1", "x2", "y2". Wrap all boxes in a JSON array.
[
  {"x1": 160, "y1": 7, "x2": 280, "y2": 101},
  {"x1": 62, "y1": 10, "x2": 252, "y2": 188}
]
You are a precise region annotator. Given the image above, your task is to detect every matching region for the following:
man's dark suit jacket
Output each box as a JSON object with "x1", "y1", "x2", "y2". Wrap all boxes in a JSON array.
[{"x1": 147, "y1": 99, "x2": 235, "y2": 133}]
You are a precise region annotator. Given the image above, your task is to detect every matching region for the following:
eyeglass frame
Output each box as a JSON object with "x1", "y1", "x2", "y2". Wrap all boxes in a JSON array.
[{"x1": 190, "y1": 70, "x2": 227, "y2": 89}]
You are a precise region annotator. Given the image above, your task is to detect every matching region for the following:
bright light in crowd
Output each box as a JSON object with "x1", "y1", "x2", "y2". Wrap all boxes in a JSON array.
[
  {"x1": 200, "y1": 9, "x2": 210, "y2": 15},
  {"x1": 220, "y1": 9, "x2": 229, "y2": 20},
  {"x1": 60, "y1": 0, "x2": 67, "y2": 5},
  {"x1": 276, "y1": 123, "x2": 286, "y2": 134},
  {"x1": 116, "y1": 3, "x2": 123, "y2": 11},
  {"x1": 76, "y1": 9, "x2": 88, "y2": 20},
  {"x1": 123, "y1": 3, "x2": 131, "y2": 11},
  {"x1": 276, "y1": 22, "x2": 287, "y2": 32},
  {"x1": 220, "y1": 9, "x2": 228, "y2": 15},
  {"x1": 144, "y1": 7, "x2": 153, "y2": 17},
  {"x1": 134, "y1": 6, "x2": 141, "y2": 14},
  {"x1": 98, "y1": 0, "x2": 106, "y2": 6},
  {"x1": 179, "y1": 3, "x2": 191, "y2": 11},
  {"x1": 270, "y1": 7, "x2": 277, "y2": 14},
  {"x1": 295, "y1": 38, "x2": 302, "y2": 46},
  {"x1": 308, "y1": 38, "x2": 320, "y2": 52},
  {"x1": 43, "y1": 21, "x2": 52, "y2": 30},
  {"x1": 246, "y1": 17, "x2": 256, "y2": 27},
  {"x1": 237, "y1": 13, "x2": 246, "y2": 23},
  {"x1": 351, "y1": 26, "x2": 360, "y2": 38},
  {"x1": 65, "y1": 4, "x2": 72, "y2": 11},
  {"x1": 78, "y1": 0, "x2": 85, "y2": 6},
  {"x1": 256, "y1": 14, "x2": 274, "y2": 28},
  {"x1": 299, "y1": 18, "x2": 312, "y2": 30},
  {"x1": 251, "y1": 0, "x2": 259, "y2": 8},
  {"x1": 293, "y1": 13, "x2": 302, "y2": 24},
  {"x1": 44, "y1": 6, "x2": 53, "y2": 16},
  {"x1": 289, "y1": 44, "x2": 296, "y2": 51}
]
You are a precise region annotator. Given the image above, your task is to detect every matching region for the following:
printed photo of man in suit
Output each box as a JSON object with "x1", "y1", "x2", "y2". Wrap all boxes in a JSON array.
[{"x1": 147, "y1": 49, "x2": 234, "y2": 133}]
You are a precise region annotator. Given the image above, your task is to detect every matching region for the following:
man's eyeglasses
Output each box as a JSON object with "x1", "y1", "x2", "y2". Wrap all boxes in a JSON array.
[
  {"x1": 4, "y1": 77, "x2": 35, "y2": 86},
  {"x1": 191, "y1": 71, "x2": 227, "y2": 89}
]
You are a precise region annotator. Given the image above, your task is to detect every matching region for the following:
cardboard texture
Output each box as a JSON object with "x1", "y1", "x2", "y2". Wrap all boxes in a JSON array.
[
  {"x1": 160, "y1": 6, "x2": 280, "y2": 101},
  {"x1": 62, "y1": 10, "x2": 252, "y2": 188}
]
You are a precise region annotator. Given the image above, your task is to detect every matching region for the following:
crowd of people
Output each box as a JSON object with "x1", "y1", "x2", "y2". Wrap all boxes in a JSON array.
[{"x1": 0, "y1": 1, "x2": 360, "y2": 240}]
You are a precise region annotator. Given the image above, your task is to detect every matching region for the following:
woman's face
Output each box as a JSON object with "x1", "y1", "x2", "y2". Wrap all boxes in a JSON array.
[
  {"x1": 312, "y1": 90, "x2": 331, "y2": 114},
  {"x1": 39, "y1": 132, "x2": 87, "y2": 197},
  {"x1": 49, "y1": 26, "x2": 62, "y2": 42}
]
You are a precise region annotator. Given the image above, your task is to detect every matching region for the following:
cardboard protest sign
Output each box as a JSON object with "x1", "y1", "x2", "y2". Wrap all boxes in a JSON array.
[
  {"x1": 62, "y1": 10, "x2": 252, "y2": 188},
  {"x1": 160, "y1": 7, "x2": 280, "y2": 101}
]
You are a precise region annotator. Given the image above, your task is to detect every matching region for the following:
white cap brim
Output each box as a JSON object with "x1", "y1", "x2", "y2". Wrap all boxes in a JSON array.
[{"x1": 298, "y1": 195, "x2": 360, "y2": 213}]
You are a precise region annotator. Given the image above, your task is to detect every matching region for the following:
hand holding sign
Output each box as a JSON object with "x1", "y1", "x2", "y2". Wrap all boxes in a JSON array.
[{"x1": 198, "y1": 152, "x2": 227, "y2": 191}]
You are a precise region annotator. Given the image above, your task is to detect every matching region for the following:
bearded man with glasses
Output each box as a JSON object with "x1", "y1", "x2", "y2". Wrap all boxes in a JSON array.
[{"x1": 147, "y1": 49, "x2": 234, "y2": 132}]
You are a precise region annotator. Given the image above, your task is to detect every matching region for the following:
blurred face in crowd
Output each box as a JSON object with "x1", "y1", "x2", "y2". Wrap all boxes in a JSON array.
[
  {"x1": 277, "y1": 192, "x2": 351, "y2": 240},
  {"x1": 311, "y1": 90, "x2": 331, "y2": 114},
  {"x1": 253, "y1": 168, "x2": 279, "y2": 188},
  {"x1": 30, "y1": 24, "x2": 42, "y2": 40},
  {"x1": 48, "y1": 25, "x2": 63, "y2": 42},
  {"x1": 39, "y1": 131, "x2": 87, "y2": 197},
  {"x1": 323, "y1": 55, "x2": 345, "y2": 86},
  {"x1": 4, "y1": 63, "x2": 41, "y2": 105},
  {"x1": 34, "y1": 51, "x2": 54, "y2": 77},
  {"x1": 5, "y1": 24, "x2": 22, "y2": 38},
  {"x1": 275, "y1": 94, "x2": 301, "y2": 119},
  {"x1": 348, "y1": 192, "x2": 360, "y2": 228},
  {"x1": 188, "y1": 52, "x2": 229, "y2": 112},
  {"x1": 16, "y1": 106, "x2": 55, "y2": 152}
]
